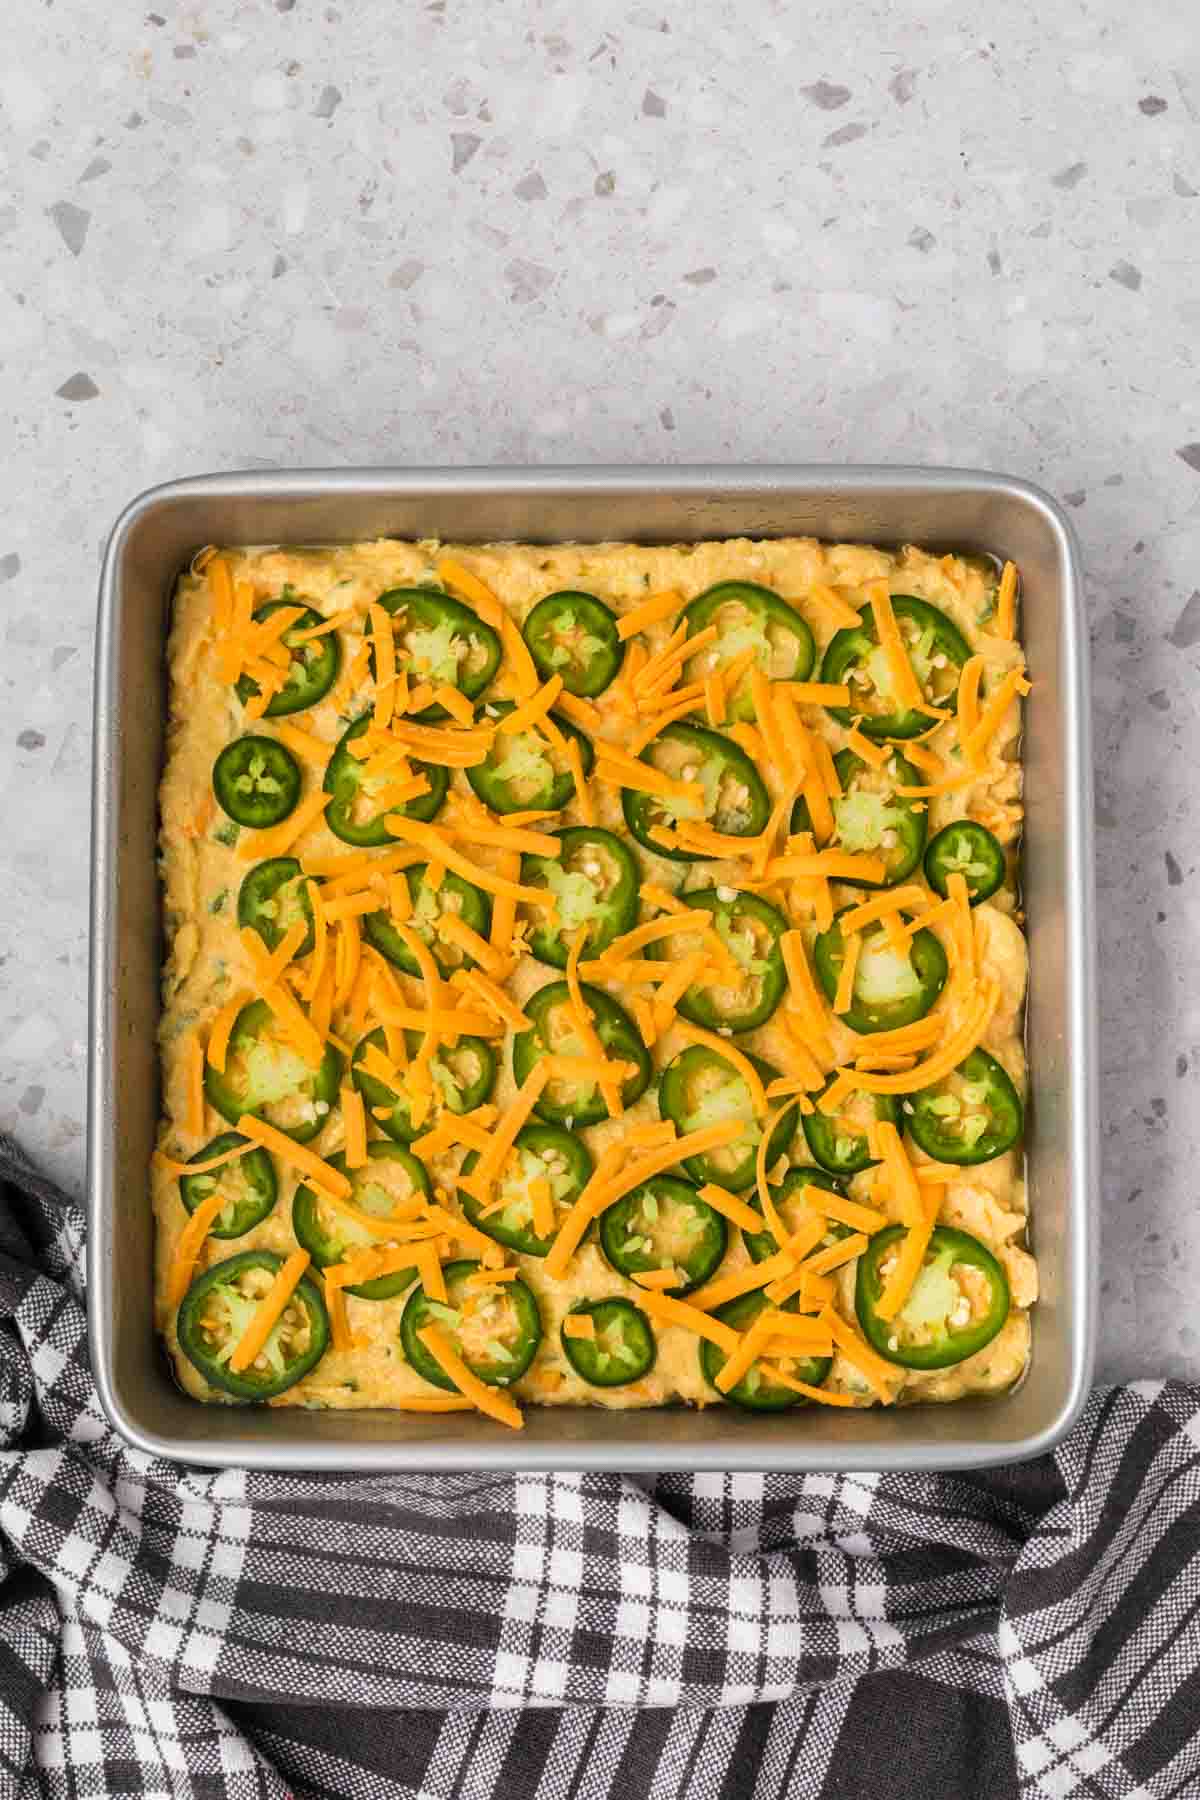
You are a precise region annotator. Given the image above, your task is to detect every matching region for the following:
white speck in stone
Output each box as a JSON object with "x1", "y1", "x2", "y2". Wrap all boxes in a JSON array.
[
  {"x1": 184, "y1": 204, "x2": 230, "y2": 256},
  {"x1": 283, "y1": 183, "x2": 309, "y2": 235},
  {"x1": 647, "y1": 185, "x2": 690, "y2": 231},
  {"x1": 291, "y1": 315, "x2": 347, "y2": 377},
  {"x1": 718, "y1": 300, "x2": 776, "y2": 341},
  {"x1": 191, "y1": 162, "x2": 229, "y2": 188},
  {"x1": 220, "y1": 281, "x2": 250, "y2": 312},
  {"x1": 761, "y1": 219, "x2": 799, "y2": 252},
  {"x1": 142, "y1": 421, "x2": 174, "y2": 461},
  {"x1": 3, "y1": 1012, "x2": 58, "y2": 1061},
  {"x1": 601, "y1": 312, "x2": 641, "y2": 339},
  {"x1": 818, "y1": 290, "x2": 892, "y2": 344},
  {"x1": 1006, "y1": 316, "x2": 1044, "y2": 371},
  {"x1": 534, "y1": 411, "x2": 570, "y2": 437},
  {"x1": 252, "y1": 72, "x2": 289, "y2": 111},
  {"x1": 0, "y1": 69, "x2": 49, "y2": 130}
]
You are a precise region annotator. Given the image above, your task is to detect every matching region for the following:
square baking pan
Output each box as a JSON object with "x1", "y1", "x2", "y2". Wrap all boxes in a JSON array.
[{"x1": 88, "y1": 465, "x2": 1096, "y2": 1471}]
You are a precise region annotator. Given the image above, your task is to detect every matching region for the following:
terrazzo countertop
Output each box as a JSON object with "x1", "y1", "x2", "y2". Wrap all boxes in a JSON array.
[{"x1": 1, "y1": 1, "x2": 1197, "y2": 1382}]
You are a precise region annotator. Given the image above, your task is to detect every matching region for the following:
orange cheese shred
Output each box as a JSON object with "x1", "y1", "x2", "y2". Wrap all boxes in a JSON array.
[
  {"x1": 228, "y1": 1249, "x2": 311, "y2": 1374},
  {"x1": 166, "y1": 1187, "x2": 228, "y2": 1307},
  {"x1": 416, "y1": 1323, "x2": 523, "y2": 1429}
]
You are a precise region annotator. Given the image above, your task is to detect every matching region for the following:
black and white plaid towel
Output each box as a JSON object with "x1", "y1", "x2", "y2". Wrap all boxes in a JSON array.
[{"x1": 2, "y1": 1136, "x2": 1197, "y2": 1800}]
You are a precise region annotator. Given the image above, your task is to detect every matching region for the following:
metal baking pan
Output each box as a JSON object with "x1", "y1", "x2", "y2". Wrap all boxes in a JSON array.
[{"x1": 88, "y1": 466, "x2": 1096, "y2": 1471}]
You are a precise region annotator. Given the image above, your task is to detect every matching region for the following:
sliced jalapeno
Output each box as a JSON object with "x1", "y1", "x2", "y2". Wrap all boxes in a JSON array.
[
  {"x1": 905, "y1": 1048, "x2": 1023, "y2": 1166},
  {"x1": 681, "y1": 581, "x2": 815, "y2": 722},
  {"x1": 362, "y1": 863, "x2": 492, "y2": 978},
  {"x1": 373, "y1": 587, "x2": 502, "y2": 720},
  {"x1": 203, "y1": 999, "x2": 342, "y2": 1144},
  {"x1": 212, "y1": 735, "x2": 301, "y2": 829},
  {"x1": 179, "y1": 1132, "x2": 277, "y2": 1239},
  {"x1": 598, "y1": 1174, "x2": 727, "y2": 1295},
  {"x1": 237, "y1": 856, "x2": 315, "y2": 956},
  {"x1": 293, "y1": 1143, "x2": 430, "y2": 1298},
  {"x1": 323, "y1": 714, "x2": 448, "y2": 846},
  {"x1": 699, "y1": 1289, "x2": 831, "y2": 1410},
  {"x1": 459, "y1": 1124, "x2": 593, "y2": 1258},
  {"x1": 350, "y1": 1027, "x2": 497, "y2": 1143},
  {"x1": 521, "y1": 827, "x2": 639, "y2": 968},
  {"x1": 177, "y1": 1248, "x2": 330, "y2": 1401},
  {"x1": 792, "y1": 749, "x2": 927, "y2": 888},
  {"x1": 813, "y1": 911, "x2": 947, "y2": 1035},
  {"x1": 658, "y1": 1045, "x2": 796, "y2": 1192},
  {"x1": 234, "y1": 596, "x2": 341, "y2": 717},
  {"x1": 821, "y1": 595, "x2": 971, "y2": 740},
  {"x1": 400, "y1": 1258, "x2": 542, "y2": 1390},
  {"x1": 742, "y1": 1165, "x2": 850, "y2": 1264},
  {"x1": 801, "y1": 1083, "x2": 901, "y2": 1176},
  {"x1": 522, "y1": 590, "x2": 624, "y2": 697},
  {"x1": 621, "y1": 721, "x2": 770, "y2": 861},
  {"x1": 856, "y1": 1224, "x2": 1009, "y2": 1370},
  {"x1": 512, "y1": 981, "x2": 652, "y2": 1126},
  {"x1": 924, "y1": 820, "x2": 1006, "y2": 905},
  {"x1": 467, "y1": 702, "x2": 594, "y2": 815},
  {"x1": 645, "y1": 888, "x2": 787, "y2": 1032},
  {"x1": 561, "y1": 1298, "x2": 656, "y2": 1387}
]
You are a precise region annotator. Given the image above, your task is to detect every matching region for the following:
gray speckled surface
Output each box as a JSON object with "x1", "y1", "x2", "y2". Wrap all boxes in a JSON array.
[{"x1": 1, "y1": 3, "x2": 1197, "y2": 1381}]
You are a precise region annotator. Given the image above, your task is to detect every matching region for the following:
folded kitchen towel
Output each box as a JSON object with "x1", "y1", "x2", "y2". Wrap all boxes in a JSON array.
[{"x1": 1, "y1": 1134, "x2": 1197, "y2": 1800}]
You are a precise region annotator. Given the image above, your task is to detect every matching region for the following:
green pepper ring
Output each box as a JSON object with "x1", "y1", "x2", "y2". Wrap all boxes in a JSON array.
[
  {"x1": 680, "y1": 580, "x2": 815, "y2": 721},
  {"x1": 400, "y1": 1258, "x2": 543, "y2": 1391},
  {"x1": 597, "y1": 1174, "x2": 728, "y2": 1296},
  {"x1": 323, "y1": 713, "x2": 449, "y2": 847},
  {"x1": 621, "y1": 720, "x2": 771, "y2": 862},
  {"x1": 373, "y1": 587, "x2": 503, "y2": 720},
  {"x1": 466, "y1": 702, "x2": 596, "y2": 816},
  {"x1": 644, "y1": 888, "x2": 789, "y2": 1033},
  {"x1": 522, "y1": 590, "x2": 625, "y2": 698},
  {"x1": 234, "y1": 598, "x2": 341, "y2": 718},
  {"x1": 812, "y1": 911, "x2": 948, "y2": 1035},
  {"x1": 212, "y1": 735, "x2": 302, "y2": 829},
  {"x1": 237, "y1": 856, "x2": 316, "y2": 957},
  {"x1": 657, "y1": 1045, "x2": 797, "y2": 1192},
  {"x1": 924, "y1": 820, "x2": 1007, "y2": 906},
  {"x1": 521, "y1": 827, "x2": 641, "y2": 969},
  {"x1": 292, "y1": 1144, "x2": 431, "y2": 1298},
  {"x1": 742, "y1": 1165, "x2": 850, "y2": 1264},
  {"x1": 855, "y1": 1224, "x2": 1010, "y2": 1370},
  {"x1": 350, "y1": 1027, "x2": 498, "y2": 1144},
  {"x1": 699, "y1": 1289, "x2": 832, "y2": 1410},
  {"x1": 511, "y1": 981, "x2": 653, "y2": 1127},
  {"x1": 361, "y1": 864, "x2": 492, "y2": 978},
  {"x1": 561, "y1": 1298, "x2": 657, "y2": 1387},
  {"x1": 905, "y1": 1047, "x2": 1024, "y2": 1167},
  {"x1": 459, "y1": 1123, "x2": 594, "y2": 1259},
  {"x1": 177, "y1": 1249, "x2": 330, "y2": 1402},
  {"x1": 791, "y1": 748, "x2": 928, "y2": 890},
  {"x1": 203, "y1": 998, "x2": 342, "y2": 1145},
  {"x1": 820, "y1": 595, "x2": 972, "y2": 740},
  {"x1": 179, "y1": 1132, "x2": 278, "y2": 1239},
  {"x1": 800, "y1": 1085, "x2": 902, "y2": 1176}
]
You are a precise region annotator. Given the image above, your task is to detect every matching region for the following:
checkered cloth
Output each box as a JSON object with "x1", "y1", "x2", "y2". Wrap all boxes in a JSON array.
[{"x1": 2, "y1": 1138, "x2": 1198, "y2": 1800}]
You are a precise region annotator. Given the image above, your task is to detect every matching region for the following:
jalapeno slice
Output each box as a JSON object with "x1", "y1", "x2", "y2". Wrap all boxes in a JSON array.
[
  {"x1": 400, "y1": 1258, "x2": 542, "y2": 1391},
  {"x1": 512, "y1": 981, "x2": 652, "y2": 1126},
  {"x1": 699, "y1": 1290, "x2": 831, "y2": 1410},
  {"x1": 598, "y1": 1175, "x2": 727, "y2": 1295},
  {"x1": 212, "y1": 735, "x2": 301, "y2": 829},
  {"x1": 177, "y1": 1248, "x2": 330, "y2": 1401},
  {"x1": 801, "y1": 1083, "x2": 901, "y2": 1175},
  {"x1": 467, "y1": 702, "x2": 595, "y2": 815},
  {"x1": 813, "y1": 911, "x2": 947, "y2": 1035},
  {"x1": 792, "y1": 749, "x2": 927, "y2": 888},
  {"x1": 459, "y1": 1124, "x2": 593, "y2": 1258},
  {"x1": 906, "y1": 1048, "x2": 1023, "y2": 1166},
  {"x1": 645, "y1": 888, "x2": 788, "y2": 1032},
  {"x1": 234, "y1": 596, "x2": 341, "y2": 717},
  {"x1": 561, "y1": 1298, "x2": 656, "y2": 1387},
  {"x1": 924, "y1": 820, "x2": 1006, "y2": 905},
  {"x1": 742, "y1": 1165, "x2": 850, "y2": 1263},
  {"x1": 350, "y1": 1027, "x2": 497, "y2": 1143},
  {"x1": 522, "y1": 590, "x2": 624, "y2": 697},
  {"x1": 293, "y1": 1143, "x2": 430, "y2": 1298},
  {"x1": 681, "y1": 580, "x2": 815, "y2": 722},
  {"x1": 362, "y1": 863, "x2": 492, "y2": 978},
  {"x1": 821, "y1": 595, "x2": 972, "y2": 740},
  {"x1": 856, "y1": 1224, "x2": 1009, "y2": 1370},
  {"x1": 621, "y1": 721, "x2": 770, "y2": 861},
  {"x1": 237, "y1": 856, "x2": 316, "y2": 957},
  {"x1": 323, "y1": 714, "x2": 448, "y2": 846},
  {"x1": 373, "y1": 587, "x2": 502, "y2": 720},
  {"x1": 521, "y1": 827, "x2": 640, "y2": 969},
  {"x1": 179, "y1": 1132, "x2": 277, "y2": 1239},
  {"x1": 658, "y1": 1045, "x2": 797, "y2": 1192},
  {"x1": 203, "y1": 999, "x2": 342, "y2": 1144}
]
